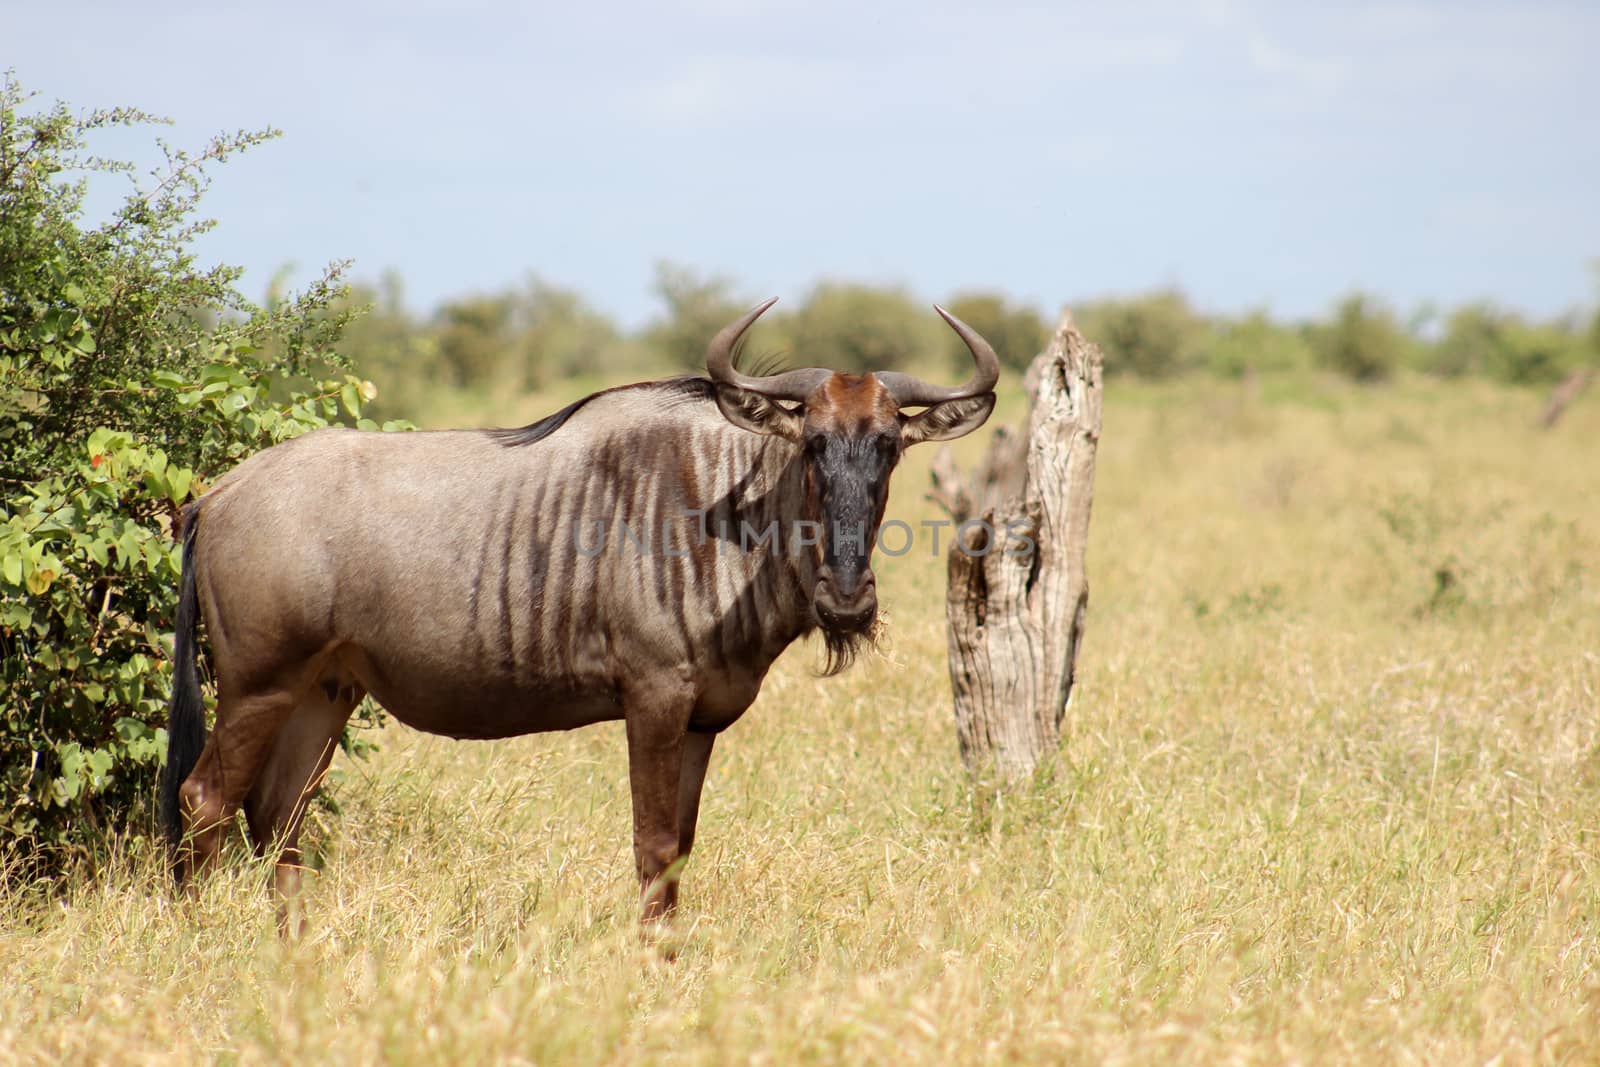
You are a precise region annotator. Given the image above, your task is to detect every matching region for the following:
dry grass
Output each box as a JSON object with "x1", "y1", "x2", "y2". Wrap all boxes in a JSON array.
[{"x1": 4, "y1": 373, "x2": 1598, "y2": 1064}]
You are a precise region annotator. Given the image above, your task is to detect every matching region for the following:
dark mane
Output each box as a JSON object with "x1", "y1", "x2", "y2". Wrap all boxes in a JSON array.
[{"x1": 487, "y1": 376, "x2": 716, "y2": 448}]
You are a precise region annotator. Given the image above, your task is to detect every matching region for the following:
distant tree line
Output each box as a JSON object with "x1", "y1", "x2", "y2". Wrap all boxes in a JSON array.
[{"x1": 335, "y1": 267, "x2": 1600, "y2": 417}]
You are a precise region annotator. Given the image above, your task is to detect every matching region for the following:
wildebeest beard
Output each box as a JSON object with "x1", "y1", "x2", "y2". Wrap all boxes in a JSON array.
[{"x1": 816, "y1": 610, "x2": 881, "y2": 676}]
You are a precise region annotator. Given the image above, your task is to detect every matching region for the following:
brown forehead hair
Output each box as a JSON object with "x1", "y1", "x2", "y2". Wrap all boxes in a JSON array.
[{"x1": 804, "y1": 374, "x2": 899, "y2": 434}]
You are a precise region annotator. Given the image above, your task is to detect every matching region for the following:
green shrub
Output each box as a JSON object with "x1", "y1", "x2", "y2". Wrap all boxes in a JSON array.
[
  {"x1": 1487, "y1": 319, "x2": 1587, "y2": 385},
  {"x1": 1203, "y1": 311, "x2": 1316, "y2": 378},
  {"x1": 644, "y1": 261, "x2": 754, "y2": 372},
  {"x1": 1309, "y1": 294, "x2": 1407, "y2": 382},
  {"x1": 1428, "y1": 303, "x2": 1502, "y2": 378},
  {"x1": 939, "y1": 292, "x2": 1048, "y2": 373},
  {"x1": 1427, "y1": 303, "x2": 1588, "y2": 384},
  {"x1": 329, "y1": 272, "x2": 441, "y2": 418},
  {"x1": 1075, "y1": 289, "x2": 1206, "y2": 378},
  {"x1": 433, "y1": 293, "x2": 517, "y2": 388},
  {"x1": 337, "y1": 274, "x2": 638, "y2": 411},
  {"x1": 790, "y1": 282, "x2": 941, "y2": 373},
  {"x1": 510, "y1": 277, "x2": 637, "y2": 384},
  {"x1": 0, "y1": 76, "x2": 393, "y2": 871}
]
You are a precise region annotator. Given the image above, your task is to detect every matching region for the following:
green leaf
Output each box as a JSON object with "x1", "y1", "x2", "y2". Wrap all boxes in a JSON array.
[
  {"x1": 24, "y1": 563, "x2": 56, "y2": 596},
  {"x1": 114, "y1": 717, "x2": 150, "y2": 743},
  {"x1": 86, "y1": 427, "x2": 117, "y2": 456},
  {"x1": 86, "y1": 748, "x2": 114, "y2": 788},
  {"x1": 167, "y1": 466, "x2": 193, "y2": 503},
  {"x1": 200, "y1": 362, "x2": 243, "y2": 387},
  {"x1": 56, "y1": 743, "x2": 84, "y2": 781}
]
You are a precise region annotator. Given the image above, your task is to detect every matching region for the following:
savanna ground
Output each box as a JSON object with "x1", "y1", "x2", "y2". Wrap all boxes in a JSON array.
[{"x1": 3, "y1": 369, "x2": 1598, "y2": 1064}]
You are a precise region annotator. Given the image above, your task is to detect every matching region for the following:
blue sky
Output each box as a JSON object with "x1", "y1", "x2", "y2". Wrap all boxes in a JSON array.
[{"x1": 9, "y1": 1, "x2": 1597, "y2": 326}]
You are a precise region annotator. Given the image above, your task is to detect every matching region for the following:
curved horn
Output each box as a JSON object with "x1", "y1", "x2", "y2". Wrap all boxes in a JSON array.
[
  {"x1": 875, "y1": 305, "x2": 1001, "y2": 408},
  {"x1": 705, "y1": 298, "x2": 832, "y2": 401}
]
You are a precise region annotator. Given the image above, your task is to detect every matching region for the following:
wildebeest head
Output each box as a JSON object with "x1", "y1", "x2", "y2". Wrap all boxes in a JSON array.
[{"x1": 706, "y1": 298, "x2": 998, "y2": 668}]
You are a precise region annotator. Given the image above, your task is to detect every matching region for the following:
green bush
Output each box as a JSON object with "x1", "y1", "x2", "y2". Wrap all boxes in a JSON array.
[
  {"x1": 644, "y1": 261, "x2": 754, "y2": 372},
  {"x1": 1309, "y1": 294, "x2": 1409, "y2": 382},
  {"x1": 330, "y1": 272, "x2": 440, "y2": 418},
  {"x1": 1494, "y1": 319, "x2": 1588, "y2": 384},
  {"x1": 433, "y1": 292, "x2": 517, "y2": 388},
  {"x1": 1428, "y1": 303, "x2": 1502, "y2": 378},
  {"x1": 939, "y1": 292, "x2": 1048, "y2": 373},
  {"x1": 510, "y1": 277, "x2": 637, "y2": 384},
  {"x1": 1203, "y1": 311, "x2": 1316, "y2": 379},
  {"x1": 0, "y1": 76, "x2": 393, "y2": 871},
  {"x1": 1423, "y1": 303, "x2": 1588, "y2": 384},
  {"x1": 790, "y1": 282, "x2": 940, "y2": 373},
  {"x1": 336, "y1": 274, "x2": 639, "y2": 411},
  {"x1": 1075, "y1": 289, "x2": 1206, "y2": 378}
]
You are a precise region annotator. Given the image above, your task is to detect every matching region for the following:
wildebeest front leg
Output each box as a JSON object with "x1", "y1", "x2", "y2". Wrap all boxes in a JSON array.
[
  {"x1": 623, "y1": 682, "x2": 694, "y2": 923},
  {"x1": 677, "y1": 730, "x2": 716, "y2": 861}
]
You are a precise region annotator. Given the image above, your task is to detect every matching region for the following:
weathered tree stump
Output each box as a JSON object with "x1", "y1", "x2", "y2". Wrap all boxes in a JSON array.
[
  {"x1": 1540, "y1": 366, "x2": 1593, "y2": 429},
  {"x1": 929, "y1": 310, "x2": 1103, "y2": 779}
]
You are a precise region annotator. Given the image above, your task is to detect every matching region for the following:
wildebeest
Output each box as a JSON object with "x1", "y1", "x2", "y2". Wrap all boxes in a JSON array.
[{"x1": 163, "y1": 299, "x2": 998, "y2": 931}]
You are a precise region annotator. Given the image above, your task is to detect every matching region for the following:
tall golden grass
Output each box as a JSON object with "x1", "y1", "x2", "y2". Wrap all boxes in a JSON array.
[{"x1": 3, "y1": 373, "x2": 1597, "y2": 1064}]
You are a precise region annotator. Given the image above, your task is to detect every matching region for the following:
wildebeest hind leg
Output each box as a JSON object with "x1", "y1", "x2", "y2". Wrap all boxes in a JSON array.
[
  {"x1": 176, "y1": 688, "x2": 300, "y2": 887},
  {"x1": 243, "y1": 682, "x2": 361, "y2": 938}
]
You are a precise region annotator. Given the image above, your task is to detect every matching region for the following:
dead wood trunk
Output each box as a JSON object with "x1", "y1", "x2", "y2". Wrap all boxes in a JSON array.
[
  {"x1": 1540, "y1": 366, "x2": 1594, "y2": 429},
  {"x1": 929, "y1": 310, "x2": 1103, "y2": 780}
]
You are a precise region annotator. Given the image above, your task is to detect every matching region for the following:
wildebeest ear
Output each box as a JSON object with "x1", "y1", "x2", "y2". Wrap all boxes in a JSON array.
[
  {"x1": 899, "y1": 393, "x2": 996, "y2": 446},
  {"x1": 714, "y1": 385, "x2": 804, "y2": 441}
]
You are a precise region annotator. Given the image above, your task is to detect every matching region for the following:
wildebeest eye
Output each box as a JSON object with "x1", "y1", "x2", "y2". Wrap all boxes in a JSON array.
[{"x1": 804, "y1": 434, "x2": 827, "y2": 456}]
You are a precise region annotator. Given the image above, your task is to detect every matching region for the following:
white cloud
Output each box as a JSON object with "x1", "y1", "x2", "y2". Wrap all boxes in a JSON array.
[
  {"x1": 619, "y1": 11, "x2": 1190, "y2": 133},
  {"x1": 1245, "y1": 28, "x2": 1347, "y2": 96},
  {"x1": 1045, "y1": 135, "x2": 1117, "y2": 171},
  {"x1": 625, "y1": 55, "x2": 869, "y2": 129}
]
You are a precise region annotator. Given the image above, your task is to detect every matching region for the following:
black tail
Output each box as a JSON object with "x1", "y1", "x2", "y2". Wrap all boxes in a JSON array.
[{"x1": 161, "y1": 506, "x2": 206, "y2": 871}]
